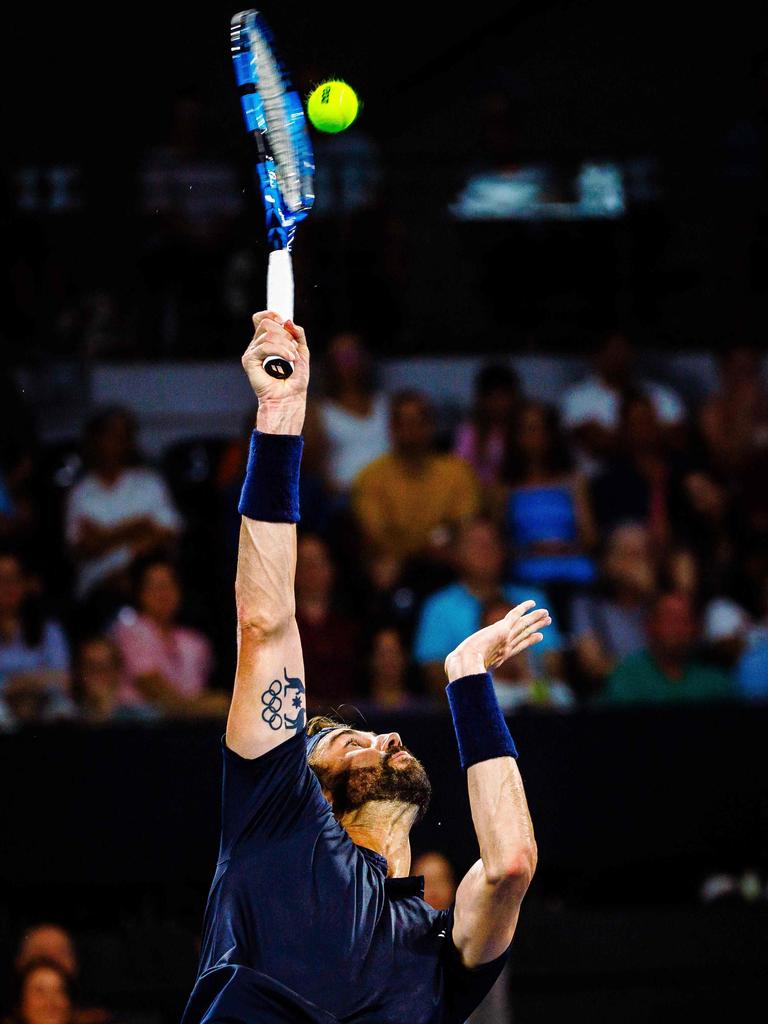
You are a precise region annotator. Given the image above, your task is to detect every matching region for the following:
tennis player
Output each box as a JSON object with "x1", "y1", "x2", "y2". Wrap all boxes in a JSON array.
[{"x1": 181, "y1": 312, "x2": 551, "y2": 1024}]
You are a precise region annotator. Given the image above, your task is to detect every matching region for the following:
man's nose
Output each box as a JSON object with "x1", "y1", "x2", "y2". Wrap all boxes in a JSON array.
[{"x1": 377, "y1": 732, "x2": 402, "y2": 752}]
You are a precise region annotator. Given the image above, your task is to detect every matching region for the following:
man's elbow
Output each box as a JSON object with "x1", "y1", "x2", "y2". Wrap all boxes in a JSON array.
[{"x1": 485, "y1": 842, "x2": 538, "y2": 888}]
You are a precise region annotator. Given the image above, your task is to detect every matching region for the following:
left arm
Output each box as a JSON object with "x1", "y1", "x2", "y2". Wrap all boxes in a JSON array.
[{"x1": 445, "y1": 603, "x2": 548, "y2": 967}]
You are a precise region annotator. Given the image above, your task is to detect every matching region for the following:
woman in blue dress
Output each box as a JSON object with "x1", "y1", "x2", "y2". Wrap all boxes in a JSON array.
[{"x1": 502, "y1": 402, "x2": 598, "y2": 589}]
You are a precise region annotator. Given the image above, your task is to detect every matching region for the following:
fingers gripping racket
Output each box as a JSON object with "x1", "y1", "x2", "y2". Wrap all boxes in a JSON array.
[{"x1": 231, "y1": 10, "x2": 314, "y2": 379}]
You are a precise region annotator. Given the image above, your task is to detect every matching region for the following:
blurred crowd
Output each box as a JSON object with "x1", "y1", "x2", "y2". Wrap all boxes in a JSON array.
[{"x1": 1, "y1": 325, "x2": 767, "y2": 729}]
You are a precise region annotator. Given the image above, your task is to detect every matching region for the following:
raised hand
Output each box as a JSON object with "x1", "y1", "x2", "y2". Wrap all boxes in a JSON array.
[
  {"x1": 444, "y1": 601, "x2": 552, "y2": 682},
  {"x1": 242, "y1": 311, "x2": 310, "y2": 406}
]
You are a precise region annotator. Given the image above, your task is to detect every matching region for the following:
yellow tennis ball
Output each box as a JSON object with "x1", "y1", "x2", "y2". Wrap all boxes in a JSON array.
[{"x1": 307, "y1": 80, "x2": 359, "y2": 134}]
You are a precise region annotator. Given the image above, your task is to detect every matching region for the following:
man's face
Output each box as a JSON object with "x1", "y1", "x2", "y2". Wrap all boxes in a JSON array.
[
  {"x1": 312, "y1": 728, "x2": 432, "y2": 822},
  {"x1": 457, "y1": 522, "x2": 504, "y2": 585},
  {"x1": 596, "y1": 332, "x2": 634, "y2": 386},
  {"x1": 17, "y1": 925, "x2": 77, "y2": 977},
  {"x1": 140, "y1": 564, "x2": 181, "y2": 624},
  {"x1": 390, "y1": 399, "x2": 434, "y2": 457}
]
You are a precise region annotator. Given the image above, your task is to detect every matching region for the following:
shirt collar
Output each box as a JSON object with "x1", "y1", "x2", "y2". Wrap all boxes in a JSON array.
[{"x1": 358, "y1": 846, "x2": 425, "y2": 899}]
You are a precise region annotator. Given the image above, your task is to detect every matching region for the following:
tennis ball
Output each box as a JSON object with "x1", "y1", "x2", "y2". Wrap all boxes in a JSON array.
[{"x1": 307, "y1": 80, "x2": 359, "y2": 134}]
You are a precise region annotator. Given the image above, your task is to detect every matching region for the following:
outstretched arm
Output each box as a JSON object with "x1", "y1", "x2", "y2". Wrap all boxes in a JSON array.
[
  {"x1": 446, "y1": 602, "x2": 549, "y2": 968},
  {"x1": 226, "y1": 312, "x2": 311, "y2": 760}
]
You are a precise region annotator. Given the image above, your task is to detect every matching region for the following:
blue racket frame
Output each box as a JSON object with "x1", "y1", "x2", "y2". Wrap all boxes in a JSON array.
[{"x1": 231, "y1": 10, "x2": 315, "y2": 254}]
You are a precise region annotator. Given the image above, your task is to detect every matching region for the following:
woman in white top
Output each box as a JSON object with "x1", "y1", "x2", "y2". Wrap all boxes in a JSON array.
[
  {"x1": 317, "y1": 332, "x2": 390, "y2": 492},
  {"x1": 66, "y1": 407, "x2": 181, "y2": 599}
]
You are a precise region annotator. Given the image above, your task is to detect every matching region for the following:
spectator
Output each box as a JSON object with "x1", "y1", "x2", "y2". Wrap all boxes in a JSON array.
[
  {"x1": 571, "y1": 523, "x2": 656, "y2": 688},
  {"x1": 592, "y1": 394, "x2": 684, "y2": 549},
  {"x1": 502, "y1": 402, "x2": 597, "y2": 591},
  {"x1": 412, "y1": 850, "x2": 457, "y2": 911},
  {"x1": 413, "y1": 518, "x2": 563, "y2": 694},
  {"x1": 481, "y1": 597, "x2": 575, "y2": 711},
  {"x1": 317, "y1": 332, "x2": 390, "y2": 493},
  {"x1": 367, "y1": 628, "x2": 417, "y2": 709},
  {"x1": 111, "y1": 556, "x2": 215, "y2": 714},
  {"x1": 561, "y1": 328, "x2": 685, "y2": 473},
  {"x1": 295, "y1": 534, "x2": 362, "y2": 709},
  {"x1": 352, "y1": 390, "x2": 481, "y2": 572},
  {"x1": 73, "y1": 636, "x2": 158, "y2": 724},
  {"x1": 454, "y1": 363, "x2": 521, "y2": 490},
  {"x1": 0, "y1": 550, "x2": 73, "y2": 726},
  {"x1": 411, "y1": 851, "x2": 512, "y2": 1024},
  {"x1": 698, "y1": 344, "x2": 768, "y2": 476},
  {"x1": 601, "y1": 592, "x2": 732, "y2": 705},
  {"x1": 7, "y1": 959, "x2": 73, "y2": 1024},
  {"x1": 14, "y1": 924, "x2": 110, "y2": 1024},
  {"x1": 736, "y1": 639, "x2": 768, "y2": 699},
  {"x1": 65, "y1": 407, "x2": 181, "y2": 604},
  {"x1": 675, "y1": 470, "x2": 741, "y2": 600}
]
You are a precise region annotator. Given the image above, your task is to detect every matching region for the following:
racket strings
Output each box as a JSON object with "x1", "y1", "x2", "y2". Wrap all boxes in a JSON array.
[{"x1": 249, "y1": 31, "x2": 303, "y2": 215}]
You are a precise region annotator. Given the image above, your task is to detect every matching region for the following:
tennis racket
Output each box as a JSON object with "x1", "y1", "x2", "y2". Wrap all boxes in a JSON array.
[{"x1": 230, "y1": 9, "x2": 315, "y2": 379}]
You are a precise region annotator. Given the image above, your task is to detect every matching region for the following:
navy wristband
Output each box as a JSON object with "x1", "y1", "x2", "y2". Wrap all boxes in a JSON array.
[
  {"x1": 446, "y1": 672, "x2": 518, "y2": 771},
  {"x1": 238, "y1": 430, "x2": 304, "y2": 523}
]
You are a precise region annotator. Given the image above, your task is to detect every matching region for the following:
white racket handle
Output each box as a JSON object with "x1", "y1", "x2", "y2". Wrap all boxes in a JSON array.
[{"x1": 264, "y1": 249, "x2": 295, "y2": 379}]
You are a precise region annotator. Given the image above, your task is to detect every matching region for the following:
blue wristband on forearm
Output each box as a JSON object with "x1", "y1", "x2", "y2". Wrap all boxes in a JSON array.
[
  {"x1": 238, "y1": 430, "x2": 304, "y2": 523},
  {"x1": 446, "y1": 672, "x2": 518, "y2": 771}
]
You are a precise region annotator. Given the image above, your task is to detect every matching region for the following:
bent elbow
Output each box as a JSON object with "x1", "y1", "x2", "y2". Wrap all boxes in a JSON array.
[{"x1": 486, "y1": 844, "x2": 538, "y2": 888}]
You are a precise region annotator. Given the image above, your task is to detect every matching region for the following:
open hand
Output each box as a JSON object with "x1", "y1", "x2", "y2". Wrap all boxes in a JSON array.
[{"x1": 444, "y1": 601, "x2": 552, "y2": 682}]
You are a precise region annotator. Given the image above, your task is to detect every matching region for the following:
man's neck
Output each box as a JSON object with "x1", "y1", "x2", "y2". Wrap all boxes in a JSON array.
[
  {"x1": 394, "y1": 450, "x2": 430, "y2": 474},
  {"x1": 462, "y1": 577, "x2": 499, "y2": 604},
  {"x1": 339, "y1": 800, "x2": 418, "y2": 878}
]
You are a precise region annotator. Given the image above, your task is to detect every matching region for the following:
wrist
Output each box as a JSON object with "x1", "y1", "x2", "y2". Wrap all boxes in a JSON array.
[
  {"x1": 256, "y1": 398, "x2": 306, "y2": 436},
  {"x1": 445, "y1": 647, "x2": 486, "y2": 683}
]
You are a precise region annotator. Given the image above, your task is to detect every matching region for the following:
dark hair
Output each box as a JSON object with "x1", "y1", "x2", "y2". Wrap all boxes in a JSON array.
[
  {"x1": 0, "y1": 548, "x2": 45, "y2": 648},
  {"x1": 12, "y1": 958, "x2": 74, "y2": 1017},
  {"x1": 470, "y1": 364, "x2": 520, "y2": 443},
  {"x1": 389, "y1": 390, "x2": 432, "y2": 421},
  {"x1": 305, "y1": 715, "x2": 346, "y2": 789},
  {"x1": 82, "y1": 405, "x2": 140, "y2": 470},
  {"x1": 502, "y1": 401, "x2": 573, "y2": 484},
  {"x1": 323, "y1": 332, "x2": 377, "y2": 401},
  {"x1": 130, "y1": 553, "x2": 179, "y2": 606},
  {"x1": 70, "y1": 635, "x2": 122, "y2": 706}
]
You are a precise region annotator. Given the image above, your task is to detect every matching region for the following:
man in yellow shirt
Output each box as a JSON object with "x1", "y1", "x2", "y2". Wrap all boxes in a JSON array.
[{"x1": 352, "y1": 391, "x2": 481, "y2": 570}]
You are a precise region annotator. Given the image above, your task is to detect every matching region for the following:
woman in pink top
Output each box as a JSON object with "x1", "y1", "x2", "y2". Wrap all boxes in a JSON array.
[
  {"x1": 454, "y1": 363, "x2": 521, "y2": 489},
  {"x1": 112, "y1": 555, "x2": 213, "y2": 710}
]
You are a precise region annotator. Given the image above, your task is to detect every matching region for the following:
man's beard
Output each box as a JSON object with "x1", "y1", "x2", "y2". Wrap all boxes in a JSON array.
[{"x1": 328, "y1": 750, "x2": 432, "y2": 823}]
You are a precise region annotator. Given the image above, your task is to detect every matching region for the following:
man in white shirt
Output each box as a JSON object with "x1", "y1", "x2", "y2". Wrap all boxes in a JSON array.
[
  {"x1": 561, "y1": 329, "x2": 685, "y2": 474},
  {"x1": 65, "y1": 408, "x2": 181, "y2": 598}
]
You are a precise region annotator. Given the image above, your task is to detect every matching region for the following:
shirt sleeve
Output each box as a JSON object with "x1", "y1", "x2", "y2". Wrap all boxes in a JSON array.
[
  {"x1": 143, "y1": 472, "x2": 182, "y2": 531},
  {"x1": 439, "y1": 906, "x2": 513, "y2": 1024},
  {"x1": 649, "y1": 383, "x2": 686, "y2": 425},
  {"x1": 64, "y1": 481, "x2": 86, "y2": 547},
  {"x1": 449, "y1": 459, "x2": 481, "y2": 521},
  {"x1": 41, "y1": 622, "x2": 71, "y2": 673},
  {"x1": 219, "y1": 731, "x2": 332, "y2": 861},
  {"x1": 413, "y1": 594, "x2": 456, "y2": 665}
]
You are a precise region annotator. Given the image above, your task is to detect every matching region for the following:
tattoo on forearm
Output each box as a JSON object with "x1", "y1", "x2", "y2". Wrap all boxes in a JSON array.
[{"x1": 260, "y1": 668, "x2": 306, "y2": 732}]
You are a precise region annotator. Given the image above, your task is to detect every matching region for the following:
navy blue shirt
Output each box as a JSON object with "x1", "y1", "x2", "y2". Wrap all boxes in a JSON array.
[{"x1": 181, "y1": 731, "x2": 510, "y2": 1023}]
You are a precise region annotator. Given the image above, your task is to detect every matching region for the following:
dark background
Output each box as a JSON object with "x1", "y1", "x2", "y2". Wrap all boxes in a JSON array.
[
  {"x1": 3, "y1": 3, "x2": 768, "y2": 1022},
  {"x1": 4, "y1": 0, "x2": 768, "y2": 359}
]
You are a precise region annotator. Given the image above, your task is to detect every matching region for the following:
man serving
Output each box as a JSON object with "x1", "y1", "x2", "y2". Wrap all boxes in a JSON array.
[{"x1": 182, "y1": 313, "x2": 551, "y2": 1024}]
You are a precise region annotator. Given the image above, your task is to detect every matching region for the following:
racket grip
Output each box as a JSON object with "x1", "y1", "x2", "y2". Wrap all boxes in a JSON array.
[{"x1": 265, "y1": 250, "x2": 295, "y2": 379}]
